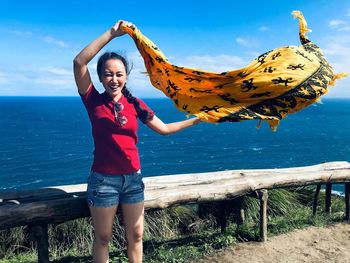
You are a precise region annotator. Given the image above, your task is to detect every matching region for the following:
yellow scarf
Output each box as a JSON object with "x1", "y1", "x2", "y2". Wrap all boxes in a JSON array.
[{"x1": 121, "y1": 11, "x2": 347, "y2": 130}]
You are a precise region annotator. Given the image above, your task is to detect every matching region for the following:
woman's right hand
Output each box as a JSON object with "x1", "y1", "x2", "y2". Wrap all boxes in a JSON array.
[{"x1": 111, "y1": 20, "x2": 135, "y2": 38}]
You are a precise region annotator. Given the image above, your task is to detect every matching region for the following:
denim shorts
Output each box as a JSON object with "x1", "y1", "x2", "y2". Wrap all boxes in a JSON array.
[{"x1": 86, "y1": 170, "x2": 144, "y2": 207}]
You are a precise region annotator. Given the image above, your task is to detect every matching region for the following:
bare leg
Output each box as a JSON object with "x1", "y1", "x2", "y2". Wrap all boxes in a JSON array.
[
  {"x1": 89, "y1": 206, "x2": 118, "y2": 263},
  {"x1": 121, "y1": 202, "x2": 144, "y2": 263}
]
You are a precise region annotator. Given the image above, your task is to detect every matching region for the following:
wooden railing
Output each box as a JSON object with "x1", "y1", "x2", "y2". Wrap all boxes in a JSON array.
[{"x1": 1, "y1": 161, "x2": 350, "y2": 263}]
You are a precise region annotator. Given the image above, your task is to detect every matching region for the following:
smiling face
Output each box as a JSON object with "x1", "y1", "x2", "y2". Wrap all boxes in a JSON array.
[{"x1": 100, "y1": 59, "x2": 127, "y2": 101}]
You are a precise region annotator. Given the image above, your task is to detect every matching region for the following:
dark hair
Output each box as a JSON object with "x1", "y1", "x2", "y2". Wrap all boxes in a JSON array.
[
  {"x1": 97, "y1": 52, "x2": 153, "y2": 123},
  {"x1": 97, "y1": 52, "x2": 131, "y2": 80}
]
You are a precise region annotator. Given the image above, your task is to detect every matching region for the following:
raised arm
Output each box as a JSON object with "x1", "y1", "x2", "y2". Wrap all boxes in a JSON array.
[
  {"x1": 147, "y1": 116, "x2": 202, "y2": 135},
  {"x1": 73, "y1": 20, "x2": 130, "y2": 95}
]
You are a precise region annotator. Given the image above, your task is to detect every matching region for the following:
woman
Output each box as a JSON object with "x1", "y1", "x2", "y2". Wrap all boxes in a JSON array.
[{"x1": 73, "y1": 20, "x2": 201, "y2": 263}]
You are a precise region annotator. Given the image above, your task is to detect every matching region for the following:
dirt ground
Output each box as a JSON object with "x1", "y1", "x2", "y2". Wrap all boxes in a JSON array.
[{"x1": 195, "y1": 223, "x2": 350, "y2": 263}]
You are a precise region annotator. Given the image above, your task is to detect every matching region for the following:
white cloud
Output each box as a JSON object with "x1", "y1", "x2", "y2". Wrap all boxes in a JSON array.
[
  {"x1": 259, "y1": 26, "x2": 269, "y2": 31},
  {"x1": 338, "y1": 26, "x2": 350, "y2": 31},
  {"x1": 0, "y1": 65, "x2": 75, "y2": 93},
  {"x1": 235, "y1": 36, "x2": 260, "y2": 48},
  {"x1": 235, "y1": 37, "x2": 256, "y2": 48},
  {"x1": 322, "y1": 36, "x2": 350, "y2": 98},
  {"x1": 10, "y1": 30, "x2": 33, "y2": 37},
  {"x1": 41, "y1": 66, "x2": 72, "y2": 76},
  {"x1": 34, "y1": 66, "x2": 73, "y2": 86},
  {"x1": 329, "y1": 20, "x2": 350, "y2": 31},
  {"x1": 43, "y1": 36, "x2": 69, "y2": 48},
  {"x1": 0, "y1": 71, "x2": 9, "y2": 84},
  {"x1": 31, "y1": 66, "x2": 87, "y2": 95},
  {"x1": 329, "y1": 20, "x2": 347, "y2": 27},
  {"x1": 33, "y1": 77, "x2": 72, "y2": 86},
  {"x1": 323, "y1": 43, "x2": 349, "y2": 56},
  {"x1": 236, "y1": 37, "x2": 249, "y2": 47},
  {"x1": 9, "y1": 28, "x2": 70, "y2": 48}
]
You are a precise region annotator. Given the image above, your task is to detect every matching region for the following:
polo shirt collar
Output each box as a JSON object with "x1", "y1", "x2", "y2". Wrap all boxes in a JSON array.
[{"x1": 102, "y1": 91, "x2": 125, "y2": 104}]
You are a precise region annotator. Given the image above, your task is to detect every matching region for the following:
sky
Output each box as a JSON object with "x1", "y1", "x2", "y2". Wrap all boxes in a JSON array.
[{"x1": 0, "y1": 0, "x2": 349, "y2": 98}]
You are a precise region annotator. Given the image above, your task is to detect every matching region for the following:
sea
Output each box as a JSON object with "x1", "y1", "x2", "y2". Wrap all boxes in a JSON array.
[{"x1": 1, "y1": 97, "x2": 350, "y2": 194}]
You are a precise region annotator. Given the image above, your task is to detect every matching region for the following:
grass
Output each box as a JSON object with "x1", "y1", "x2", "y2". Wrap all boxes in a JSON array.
[{"x1": 0, "y1": 186, "x2": 348, "y2": 263}]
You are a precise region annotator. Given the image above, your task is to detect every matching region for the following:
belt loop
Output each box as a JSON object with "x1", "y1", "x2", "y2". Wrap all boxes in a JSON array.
[{"x1": 122, "y1": 174, "x2": 126, "y2": 190}]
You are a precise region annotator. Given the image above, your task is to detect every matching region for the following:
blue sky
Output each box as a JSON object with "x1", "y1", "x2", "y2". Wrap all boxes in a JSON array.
[{"x1": 0, "y1": 0, "x2": 349, "y2": 98}]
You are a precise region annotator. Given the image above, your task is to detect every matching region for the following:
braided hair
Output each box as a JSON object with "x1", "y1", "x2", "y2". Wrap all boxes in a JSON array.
[{"x1": 97, "y1": 52, "x2": 153, "y2": 123}]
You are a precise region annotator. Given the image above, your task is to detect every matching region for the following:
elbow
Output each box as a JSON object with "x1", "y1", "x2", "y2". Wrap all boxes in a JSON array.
[
  {"x1": 157, "y1": 126, "x2": 172, "y2": 136},
  {"x1": 147, "y1": 119, "x2": 173, "y2": 135},
  {"x1": 158, "y1": 130, "x2": 171, "y2": 136},
  {"x1": 73, "y1": 56, "x2": 83, "y2": 68},
  {"x1": 73, "y1": 53, "x2": 89, "y2": 68}
]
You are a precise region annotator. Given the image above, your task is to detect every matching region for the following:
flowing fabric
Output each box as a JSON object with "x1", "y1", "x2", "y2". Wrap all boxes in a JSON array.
[{"x1": 121, "y1": 11, "x2": 347, "y2": 130}]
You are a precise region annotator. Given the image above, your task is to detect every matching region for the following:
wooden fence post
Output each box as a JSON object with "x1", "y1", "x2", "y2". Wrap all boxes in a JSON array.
[
  {"x1": 218, "y1": 201, "x2": 227, "y2": 233},
  {"x1": 29, "y1": 224, "x2": 49, "y2": 263},
  {"x1": 325, "y1": 183, "x2": 332, "y2": 213},
  {"x1": 345, "y1": 182, "x2": 350, "y2": 221},
  {"x1": 239, "y1": 208, "x2": 246, "y2": 224},
  {"x1": 313, "y1": 184, "x2": 321, "y2": 215},
  {"x1": 232, "y1": 197, "x2": 245, "y2": 226},
  {"x1": 258, "y1": 190, "x2": 268, "y2": 242}
]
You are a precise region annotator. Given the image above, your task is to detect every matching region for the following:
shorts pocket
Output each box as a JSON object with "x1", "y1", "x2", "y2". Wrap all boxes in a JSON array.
[
  {"x1": 88, "y1": 171, "x2": 105, "y2": 187},
  {"x1": 133, "y1": 173, "x2": 145, "y2": 190}
]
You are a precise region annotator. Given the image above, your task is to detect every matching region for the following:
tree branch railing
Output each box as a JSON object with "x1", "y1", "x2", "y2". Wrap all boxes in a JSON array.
[{"x1": 1, "y1": 161, "x2": 350, "y2": 262}]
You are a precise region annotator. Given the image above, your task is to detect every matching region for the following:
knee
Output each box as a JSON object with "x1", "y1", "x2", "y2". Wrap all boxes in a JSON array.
[
  {"x1": 94, "y1": 232, "x2": 112, "y2": 247},
  {"x1": 126, "y1": 225, "x2": 143, "y2": 243}
]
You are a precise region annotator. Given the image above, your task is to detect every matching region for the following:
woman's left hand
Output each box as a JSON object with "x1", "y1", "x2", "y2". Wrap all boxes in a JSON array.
[
  {"x1": 111, "y1": 20, "x2": 135, "y2": 38},
  {"x1": 193, "y1": 117, "x2": 203, "y2": 124}
]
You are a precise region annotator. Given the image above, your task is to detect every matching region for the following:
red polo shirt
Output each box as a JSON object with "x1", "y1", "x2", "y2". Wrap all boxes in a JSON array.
[{"x1": 81, "y1": 84, "x2": 154, "y2": 175}]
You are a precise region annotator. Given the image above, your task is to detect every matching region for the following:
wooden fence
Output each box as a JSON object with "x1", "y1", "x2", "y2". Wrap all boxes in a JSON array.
[{"x1": 1, "y1": 161, "x2": 350, "y2": 262}]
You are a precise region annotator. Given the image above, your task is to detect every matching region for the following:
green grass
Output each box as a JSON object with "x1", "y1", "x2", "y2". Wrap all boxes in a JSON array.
[{"x1": 0, "y1": 187, "x2": 348, "y2": 263}]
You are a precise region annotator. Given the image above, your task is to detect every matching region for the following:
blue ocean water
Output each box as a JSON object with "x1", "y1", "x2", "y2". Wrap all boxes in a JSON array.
[{"x1": 0, "y1": 97, "x2": 349, "y2": 193}]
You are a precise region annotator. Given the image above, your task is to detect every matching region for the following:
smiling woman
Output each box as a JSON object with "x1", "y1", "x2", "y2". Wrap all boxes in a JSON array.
[
  {"x1": 97, "y1": 53, "x2": 128, "y2": 100},
  {"x1": 72, "y1": 19, "x2": 202, "y2": 263}
]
